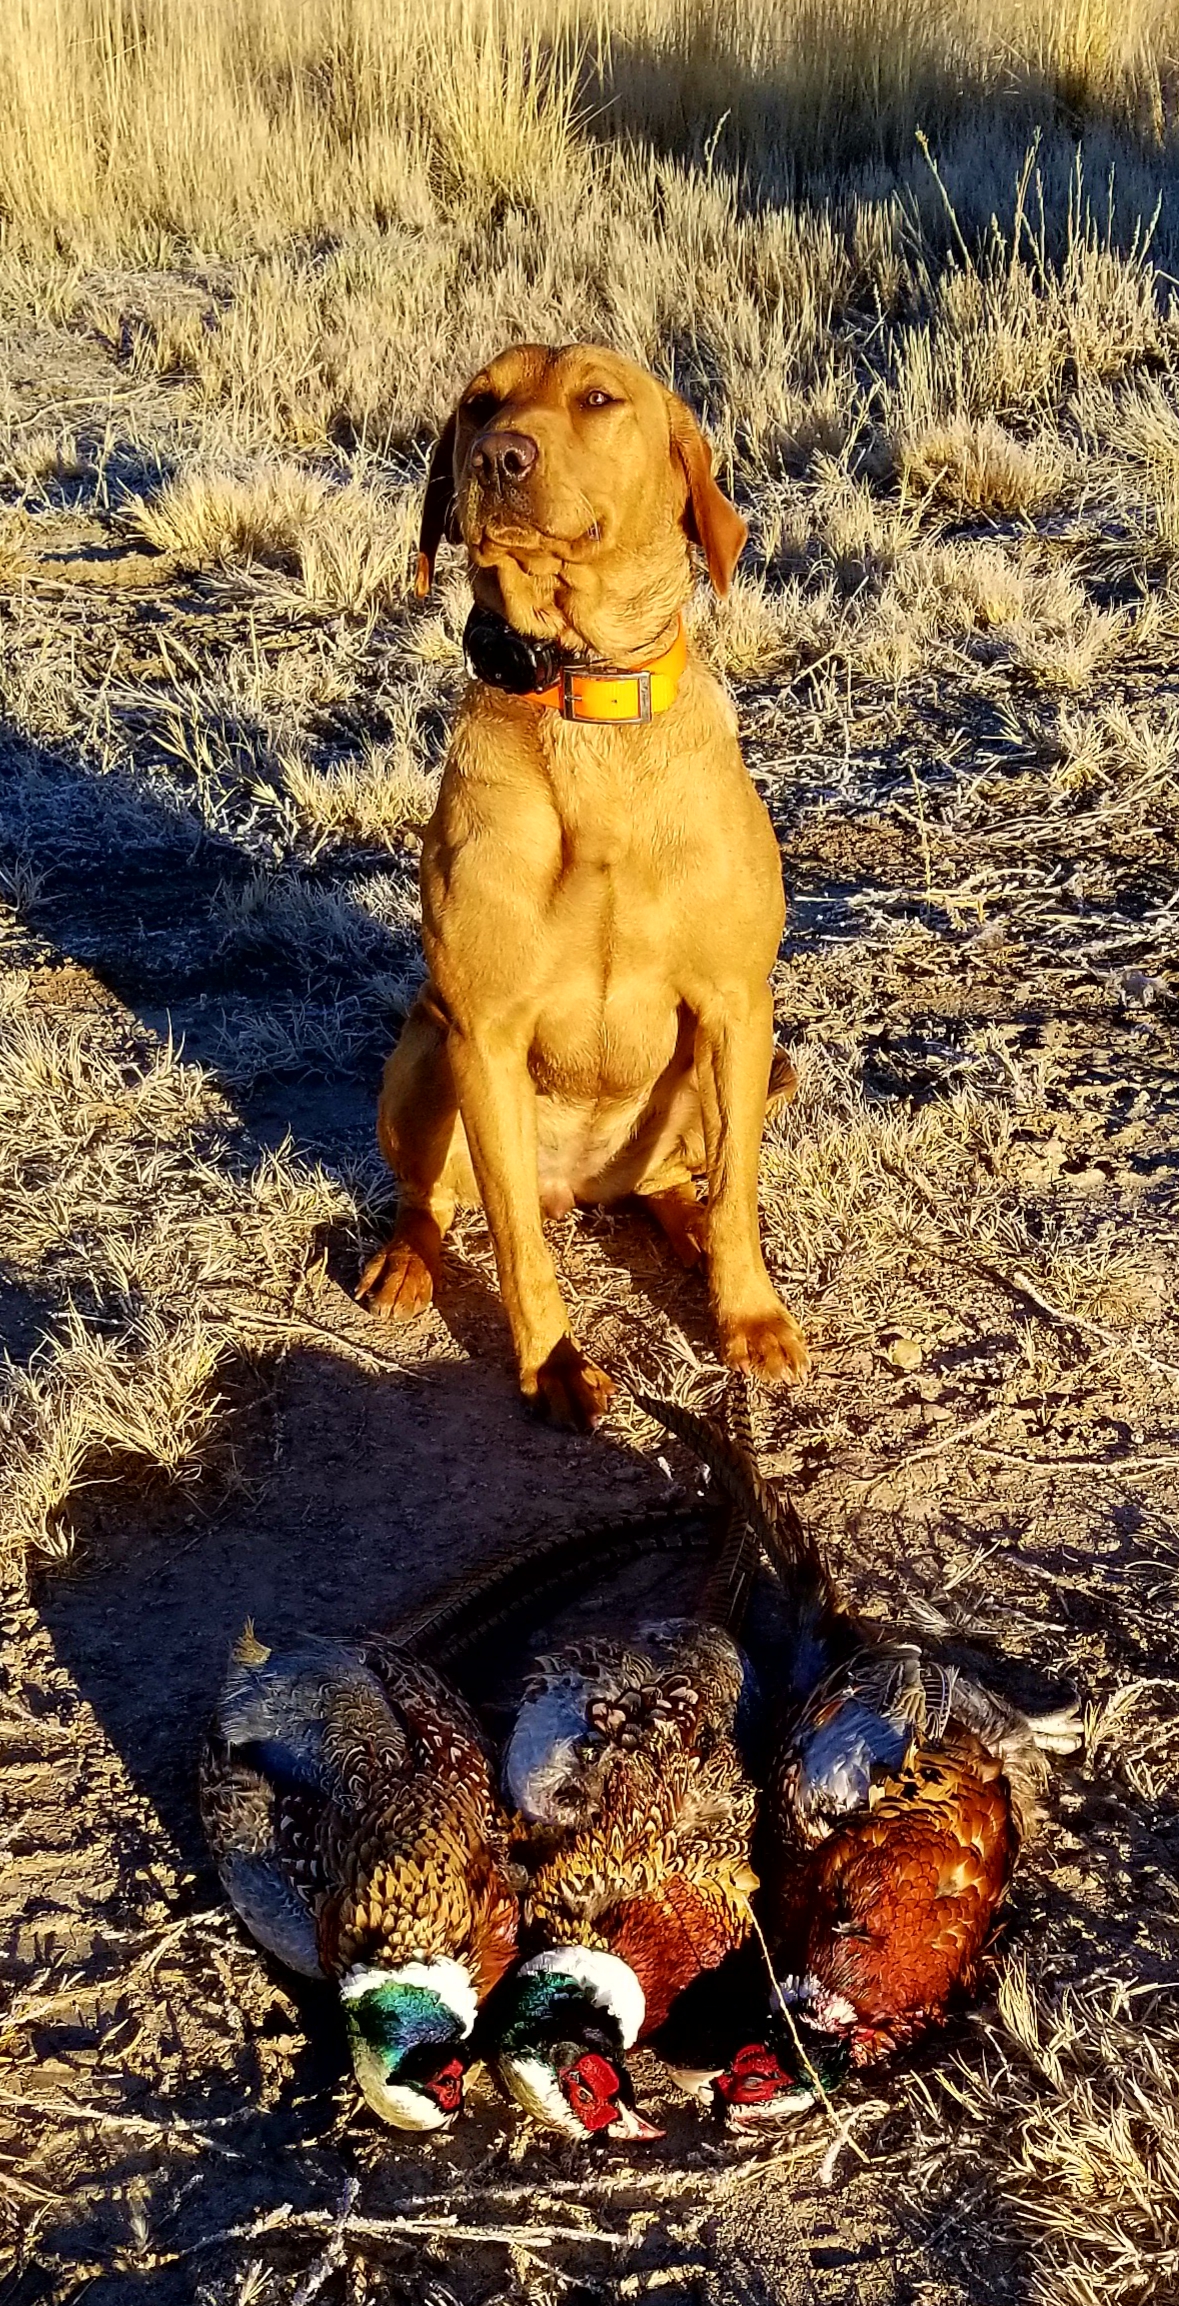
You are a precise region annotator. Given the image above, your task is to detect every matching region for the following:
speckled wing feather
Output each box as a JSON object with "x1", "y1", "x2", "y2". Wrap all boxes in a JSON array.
[
  {"x1": 773, "y1": 1641, "x2": 1077, "y2": 1856},
  {"x1": 766, "y1": 1733, "x2": 1017, "y2": 2060},
  {"x1": 200, "y1": 1632, "x2": 518, "y2": 1999},
  {"x1": 198, "y1": 1742, "x2": 328, "y2": 1976},
  {"x1": 504, "y1": 1621, "x2": 748, "y2": 1827},
  {"x1": 505, "y1": 1620, "x2": 758, "y2": 2030}
]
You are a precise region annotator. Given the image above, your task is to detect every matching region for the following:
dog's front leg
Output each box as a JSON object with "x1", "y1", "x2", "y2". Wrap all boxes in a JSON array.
[
  {"x1": 695, "y1": 986, "x2": 809, "y2": 1383},
  {"x1": 449, "y1": 1026, "x2": 616, "y2": 1431}
]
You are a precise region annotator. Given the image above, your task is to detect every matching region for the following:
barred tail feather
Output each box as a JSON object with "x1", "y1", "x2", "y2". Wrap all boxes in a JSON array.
[
  {"x1": 395, "y1": 1504, "x2": 707, "y2": 1670},
  {"x1": 696, "y1": 1495, "x2": 759, "y2": 1634},
  {"x1": 633, "y1": 1374, "x2": 836, "y2": 1616}
]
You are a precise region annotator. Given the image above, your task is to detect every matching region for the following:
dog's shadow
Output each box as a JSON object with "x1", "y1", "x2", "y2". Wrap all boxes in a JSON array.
[{"x1": 37, "y1": 1341, "x2": 690, "y2": 1876}]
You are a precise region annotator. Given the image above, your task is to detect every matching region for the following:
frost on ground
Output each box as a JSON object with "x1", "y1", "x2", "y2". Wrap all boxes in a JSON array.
[{"x1": 0, "y1": 4, "x2": 1178, "y2": 2301}]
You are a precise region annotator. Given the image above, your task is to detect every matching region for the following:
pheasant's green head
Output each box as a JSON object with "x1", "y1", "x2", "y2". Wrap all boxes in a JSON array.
[
  {"x1": 340, "y1": 1959, "x2": 478, "y2": 2132},
  {"x1": 713, "y1": 1991, "x2": 852, "y2": 2130},
  {"x1": 485, "y1": 1949, "x2": 662, "y2": 2143}
]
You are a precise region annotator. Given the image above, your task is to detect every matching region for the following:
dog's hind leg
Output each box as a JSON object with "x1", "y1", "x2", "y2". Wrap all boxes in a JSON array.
[
  {"x1": 357, "y1": 990, "x2": 476, "y2": 1321},
  {"x1": 765, "y1": 1045, "x2": 799, "y2": 1115},
  {"x1": 642, "y1": 1181, "x2": 709, "y2": 1268},
  {"x1": 635, "y1": 1044, "x2": 797, "y2": 1272}
]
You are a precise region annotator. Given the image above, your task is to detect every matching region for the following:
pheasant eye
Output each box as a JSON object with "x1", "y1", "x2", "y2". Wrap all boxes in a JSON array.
[
  {"x1": 560, "y1": 2052, "x2": 623, "y2": 2131},
  {"x1": 715, "y1": 2043, "x2": 796, "y2": 2106}
]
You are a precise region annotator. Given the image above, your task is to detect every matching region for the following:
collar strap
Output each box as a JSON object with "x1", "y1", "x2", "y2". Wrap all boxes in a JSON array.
[{"x1": 527, "y1": 617, "x2": 687, "y2": 723}]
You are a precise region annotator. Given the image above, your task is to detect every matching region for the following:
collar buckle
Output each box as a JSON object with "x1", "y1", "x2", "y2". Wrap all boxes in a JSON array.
[{"x1": 559, "y1": 666, "x2": 653, "y2": 724}]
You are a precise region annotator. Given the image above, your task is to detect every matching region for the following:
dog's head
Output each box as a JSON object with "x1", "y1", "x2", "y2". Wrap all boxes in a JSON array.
[{"x1": 415, "y1": 343, "x2": 746, "y2": 659}]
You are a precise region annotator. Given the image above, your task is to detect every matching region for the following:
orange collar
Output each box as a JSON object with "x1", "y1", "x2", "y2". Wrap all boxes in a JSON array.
[{"x1": 524, "y1": 617, "x2": 687, "y2": 724}]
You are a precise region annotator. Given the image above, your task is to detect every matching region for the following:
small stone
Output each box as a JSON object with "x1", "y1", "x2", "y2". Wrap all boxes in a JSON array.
[
  {"x1": 1066, "y1": 1166, "x2": 1108, "y2": 1195},
  {"x1": 1119, "y1": 969, "x2": 1160, "y2": 1008},
  {"x1": 886, "y1": 1336, "x2": 923, "y2": 1371}
]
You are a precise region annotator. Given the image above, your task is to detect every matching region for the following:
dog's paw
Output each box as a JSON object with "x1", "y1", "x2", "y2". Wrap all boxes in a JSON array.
[
  {"x1": 528, "y1": 1337, "x2": 616, "y2": 1431},
  {"x1": 718, "y1": 1303, "x2": 810, "y2": 1384},
  {"x1": 357, "y1": 1240, "x2": 435, "y2": 1321}
]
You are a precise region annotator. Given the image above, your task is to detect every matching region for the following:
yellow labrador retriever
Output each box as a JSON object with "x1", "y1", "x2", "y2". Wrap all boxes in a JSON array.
[{"x1": 358, "y1": 343, "x2": 808, "y2": 1428}]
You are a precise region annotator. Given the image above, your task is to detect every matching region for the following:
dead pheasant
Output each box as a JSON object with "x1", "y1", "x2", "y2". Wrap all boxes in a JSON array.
[
  {"x1": 469, "y1": 1487, "x2": 764, "y2": 2141},
  {"x1": 200, "y1": 1627, "x2": 519, "y2": 2132},
  {"x1": 644, "y1": 1380, "x2": 1080, "y2": 2125}
]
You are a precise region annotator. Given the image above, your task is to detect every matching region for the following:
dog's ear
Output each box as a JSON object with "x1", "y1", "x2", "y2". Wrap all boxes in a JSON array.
[
  {"x1": 414, "y1": 409, "x2": 461, "y2": 597},
  {"x1": 667, "y1": 397, "x2": 747, "y2": 596}
]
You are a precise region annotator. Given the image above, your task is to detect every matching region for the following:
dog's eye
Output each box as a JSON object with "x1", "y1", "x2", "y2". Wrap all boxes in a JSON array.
[
  {"x1": 462, "y1": 391, "x2": 499, "y2": 426},
  {"x1": 583, "y1": 390, "x2": 618, "y2": 410}
]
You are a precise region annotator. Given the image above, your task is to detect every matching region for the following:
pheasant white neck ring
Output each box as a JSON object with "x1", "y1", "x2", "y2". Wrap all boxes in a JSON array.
[
  {"x1": 519, "y1": 1946, "x2": 646, "y2": 2046},
  {"x1": 341, "y1": 1958, "x2": 478, "y2": 2132}
]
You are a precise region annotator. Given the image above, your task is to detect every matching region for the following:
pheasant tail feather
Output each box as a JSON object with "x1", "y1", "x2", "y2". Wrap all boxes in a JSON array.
[{"x1": 634, "y1": 1376, "x2": 835, "y2": 1615}]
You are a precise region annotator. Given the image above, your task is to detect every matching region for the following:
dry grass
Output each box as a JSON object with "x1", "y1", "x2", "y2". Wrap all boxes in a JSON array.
[
  {"x1": 280, "y1": 748, "x2": 436, "y2": 846},
  {"x1": 913, "y1": 1963, "x2": 1179, "y2": 2306},
  {"x1": 130, "y1": 461, "x2": 419, "y2": 615},
  {"x1": 215, "y1": 868, "x2": 419, "y2": 979},
  {"x1": 0, "y1": 983, "x2": 356, "y2": 1560},
  {"x1": 1, "y1": 5, "x2": 1178, "y2": 2302},
  {"x1": 761, "y1": 1051, "x2": 1013, "y2": 1298},
  {"x1": 0, "y1": 1301, "x2": 232, "y2": 1561},
  {"x1": 0, "y1": 0, "x2": 1174, "y2": 264},
  {"x1": 0, "y1": 424, "x2": 85, "y2": 496},
  {"x1": 896, "y1": 417, "x2": 1069, "y2": 516}
]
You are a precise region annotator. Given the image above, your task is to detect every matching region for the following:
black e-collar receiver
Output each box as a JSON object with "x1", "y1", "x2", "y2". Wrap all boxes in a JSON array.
[{"x1": 463, "y1": 605, "x2": 570, "y2": 695}]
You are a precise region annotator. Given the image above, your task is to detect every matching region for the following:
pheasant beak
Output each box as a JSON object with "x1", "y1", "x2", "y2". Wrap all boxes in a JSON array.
[{"x1": 608, "y1": 2100, "x2": 664, "y2": 2142}]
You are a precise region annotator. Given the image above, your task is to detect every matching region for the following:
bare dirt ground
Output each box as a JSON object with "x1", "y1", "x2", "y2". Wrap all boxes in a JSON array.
[{"x1": 2, "y1": 262, "x2": 1178, "y2": 2304}]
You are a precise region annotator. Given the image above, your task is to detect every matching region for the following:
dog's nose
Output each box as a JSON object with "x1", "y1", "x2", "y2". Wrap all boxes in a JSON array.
[{"x1": 471, "y1": 429, "x2": 538, "y2": 488}]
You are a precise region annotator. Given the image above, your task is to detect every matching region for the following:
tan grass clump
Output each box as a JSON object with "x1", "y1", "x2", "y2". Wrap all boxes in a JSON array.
[
  {"x1": 693, "y1": 573, "x2": 797, "y2": 679},
  {"x1": 210, "y1": 981, "x2": 410, "y2": 1086},
  {"x1": 1049, "y1": 700, "x2": 1179, "y2": 805},
  {"x1": 216, "y1": 870, "x2": 403, "y2": 974},
  {"x1": 0, "y1": 1303, "x2": 231, "y2": 1561},
  {"x1": 280, "y1": 744, "x2": 438, "y2": 849},
  {"x1": 0, "y1": 425, "x2": 85, "y2": 494},
  {"x1": 132, "y1": 464, "x2": 330, "y2": 571},
  {"x1": 0, "y1": 997, "x2": 357, "y2": 1561},
  {"x1": 897, "y1": 417, "x2": 1067, "y2": 516},
  {"x1": 296, "y1": 483, "x2": 419, "y2": 617},
  {"x1": 759, "y1": 1044, "x2": 1013, "y2": 1299},
  {"x1": 131, "y1": 463, "x2": 418, "y2": 614},
  {"x1": 914, "y1": 1961, "x2": 1179, "y2": 2306}
]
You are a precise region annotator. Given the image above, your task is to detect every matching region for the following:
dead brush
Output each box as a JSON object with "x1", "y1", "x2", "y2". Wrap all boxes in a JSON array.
[
  {"x1": 911, "y1": 1961, "x2": 1179, "y2": 2306},
  {"x1": 131, "y1": 463, "x2": 330, "y2": 571},
  {"x1": 215, "y1": 869, "x2": 409, "y2": 976},
  {"x1": 0, "y1": 999, "x2": 358, "y2": 1559},
  {"x1": 0, "y1": 1301, "x2": 232, "y2": 1563},
  {"x1": 277, "y1": 743, "x2": 438, "y2": 850},
  {"x1": 758, "y1": 1043, "x2": 1014, "y2": 1295},
  {"x1": 895, "y1": 416, "x2": 1068, "y2": 516},
  {"x1": 0, "y1": 423, "x2": 85, "y2": 495},
  {"x1": 1047, "y1": 701, "x2": 1179, "y2": 806},
  {"x1": 210, "y1": 981, "x2": 412, "y2": 1087},
  {"x1": 130, "y1": 461, "x2": 419, "y2": 616}
]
